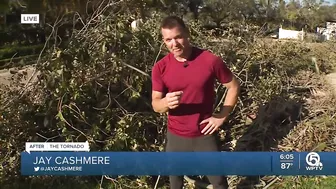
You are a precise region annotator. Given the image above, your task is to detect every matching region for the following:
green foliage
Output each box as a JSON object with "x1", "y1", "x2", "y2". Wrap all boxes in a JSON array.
[
  {"x1": 35, "y1": 13, "x2": 166, "y2": 151},
  {"x1": 0, "y1": 0, "x2": 10, "y2": 13},
  {"x1": 0, "y1": 44, "x2": 44, "y2": 59},
  {"x1": 0, "y1": 10, "x2": 166, "y2": 186},
  {"x1": 273, "y1": 176, "x2": 336, "y2": 189}
]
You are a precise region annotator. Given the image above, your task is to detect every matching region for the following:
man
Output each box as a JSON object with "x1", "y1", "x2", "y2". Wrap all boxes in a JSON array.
[{"x1": 151, "y1": 16, "x2": 240, "y2": 189}]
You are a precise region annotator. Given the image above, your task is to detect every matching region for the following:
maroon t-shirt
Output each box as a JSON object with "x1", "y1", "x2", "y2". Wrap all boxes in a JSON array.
[{"x1": 151, "y1": 47, "x2": 233, "y2": 137}]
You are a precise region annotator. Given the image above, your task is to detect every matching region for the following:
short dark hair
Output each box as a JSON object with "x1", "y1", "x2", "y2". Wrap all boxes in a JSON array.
[{"x1": 160, "y1": 16, "x2": 188, "y2": 32}]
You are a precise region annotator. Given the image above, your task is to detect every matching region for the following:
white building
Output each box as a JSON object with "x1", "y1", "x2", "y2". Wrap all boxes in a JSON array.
[
  {"x1": 278, "y1": 27, "x2": 305, "y2": 40},
  {"x1": 317, "y1": 21, "x2": 336, "y2": 41}
]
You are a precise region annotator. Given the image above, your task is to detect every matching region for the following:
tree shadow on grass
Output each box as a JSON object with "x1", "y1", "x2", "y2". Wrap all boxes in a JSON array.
[{"x1": 233, "y1": 96, "x2": 304, "y2": 189}]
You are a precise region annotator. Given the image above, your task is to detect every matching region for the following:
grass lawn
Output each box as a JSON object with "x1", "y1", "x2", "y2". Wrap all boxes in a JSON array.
[{"x1": 270, "y1": 176, "x2": 336, "y2": 189}]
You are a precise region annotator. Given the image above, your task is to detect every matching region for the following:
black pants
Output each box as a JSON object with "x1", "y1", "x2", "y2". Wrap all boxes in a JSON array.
[{"x1": 165, "y1": 131, "x2": 229, "y2": 189}]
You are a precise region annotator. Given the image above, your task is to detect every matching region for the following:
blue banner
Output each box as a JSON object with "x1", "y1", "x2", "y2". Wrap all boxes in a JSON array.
[{"x1": 20, "y1": 152, "x2": 335, "y2": 176}]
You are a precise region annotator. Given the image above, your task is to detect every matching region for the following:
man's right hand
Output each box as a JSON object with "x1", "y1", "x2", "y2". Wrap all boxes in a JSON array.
[{"x1": 165, "y1": 91, "x2": 183, "y2": 109}]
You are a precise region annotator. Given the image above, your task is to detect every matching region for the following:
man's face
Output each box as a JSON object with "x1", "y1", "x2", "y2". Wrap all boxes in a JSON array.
[{"x1": 161, "y1": 26, "x2": 190, "y2": 57}]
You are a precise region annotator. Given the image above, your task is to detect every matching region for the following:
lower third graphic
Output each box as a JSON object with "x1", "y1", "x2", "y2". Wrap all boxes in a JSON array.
[{"x1": 305, "y1": 152, "x2": 323, "y2": 171}]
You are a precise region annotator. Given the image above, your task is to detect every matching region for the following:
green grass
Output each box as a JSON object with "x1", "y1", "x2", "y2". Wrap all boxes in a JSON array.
[
  {"x1": 0, "y1": 177, "x2": 100, "y2": 189},
  {"x1": 271, "y1": 176, "x2": 336, "y2": 189},
  {"x1": 0, "y1": 176, "x2": 161, "y2": 189},
  {"x1": 3, "y1": 176, "x2": 336, "y2": 189}
]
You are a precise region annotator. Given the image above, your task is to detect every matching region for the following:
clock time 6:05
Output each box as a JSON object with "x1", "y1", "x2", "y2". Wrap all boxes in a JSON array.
[{"x1": 280, "y1": 154, "x2": 294, "y2": 160}]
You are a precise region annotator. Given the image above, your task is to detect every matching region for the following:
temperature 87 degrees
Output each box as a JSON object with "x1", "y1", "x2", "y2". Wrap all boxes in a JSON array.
[{"x1": 281, "y1": 162, "x2": 294, "y2": 169}]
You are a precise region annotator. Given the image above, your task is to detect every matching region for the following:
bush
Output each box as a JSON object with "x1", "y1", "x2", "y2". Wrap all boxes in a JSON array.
[{"x1": 0, "y1": 44, "x2": 44, "y2": 59}]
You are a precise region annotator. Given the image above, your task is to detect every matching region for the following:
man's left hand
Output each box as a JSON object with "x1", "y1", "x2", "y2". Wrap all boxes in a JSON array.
[{"x1": 200, "y1": 115, "x2": 226, "y2": 135}]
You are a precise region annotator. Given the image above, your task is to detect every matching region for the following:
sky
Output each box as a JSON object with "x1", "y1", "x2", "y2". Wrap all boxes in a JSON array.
[
  {"x1": 284, "y1": 0, "x2": 336, "y2": 4},
  {"x1": 321, "y1": 0, "x2": 335, "y2": 4}
]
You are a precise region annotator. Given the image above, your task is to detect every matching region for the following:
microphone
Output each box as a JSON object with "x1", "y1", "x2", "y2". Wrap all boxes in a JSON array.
[{"x1": 183, "y1": 62, "x2": 189, "y2": 68}]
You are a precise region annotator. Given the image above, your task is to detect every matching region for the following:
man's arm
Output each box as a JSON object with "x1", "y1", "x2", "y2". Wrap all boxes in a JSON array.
[
  {"x1": 218, "y1": 75, "x2": 240, "y2": 118},
  {"x1": 152, "y1": 90, "x2": 184, "y2": 113},
  {"x1": 200, "y1": 75, "x2": 240, "y2": 135},
  {"x1": 152, "y1": 91, "x2": 169, "y2": 113},
  {"x1": 200, "y1": 57, "x2": 240, "y2": 135}
]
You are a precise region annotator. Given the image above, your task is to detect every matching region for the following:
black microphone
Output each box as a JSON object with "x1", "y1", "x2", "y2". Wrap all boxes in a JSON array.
[{"x1": 183, "y1": 62, "x2": 189, "y2": 68}]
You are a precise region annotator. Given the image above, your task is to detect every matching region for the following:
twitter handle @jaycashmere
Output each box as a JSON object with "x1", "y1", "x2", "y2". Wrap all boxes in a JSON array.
[{"x1": 33, "y1": 166, "x2": 82, "y2": 172}]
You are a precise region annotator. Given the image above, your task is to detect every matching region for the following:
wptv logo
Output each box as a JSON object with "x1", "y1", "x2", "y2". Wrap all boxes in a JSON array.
[{"x1": 305, "y1": 152, "x2": 323, "y2": 171}]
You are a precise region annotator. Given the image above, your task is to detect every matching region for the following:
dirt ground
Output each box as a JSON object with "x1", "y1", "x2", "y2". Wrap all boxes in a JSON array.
[
  {"x1": 0, "y1": 65, "x2": 37, "y2": 86},
  {"x1": 327, "y1": 72, "x2": 336, "y2": 94}
]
